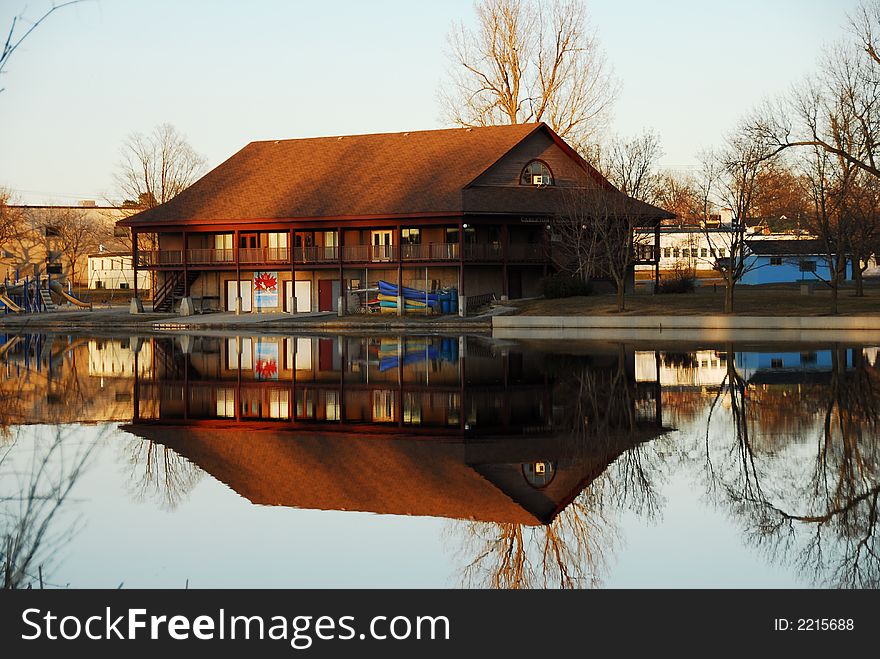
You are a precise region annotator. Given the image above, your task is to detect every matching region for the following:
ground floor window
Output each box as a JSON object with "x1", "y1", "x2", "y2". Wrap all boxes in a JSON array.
[
  {"x1": 799, "y1": 259, "x2": 817, "y2": 272},
  {"x1": 770, "y1": 257, "x2": 783, "y2": 266}
]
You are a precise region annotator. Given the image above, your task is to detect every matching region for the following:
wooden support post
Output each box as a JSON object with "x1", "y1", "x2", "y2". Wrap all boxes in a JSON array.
[
  {"x1": 458, "y1": 220, "x2": 465, "y2": 317},
  {"x1": 182, "y1": 230, "x2": 190, "y2": 296},
  {"x1": 501, "y1": 223, "x2": 509, "y2": 300},
  {"x1": 234, "y1": 229, "x2": 241, "y2": 314},
  {"x1": 289, "y1": 226, "x2": 296, "y2": 313},
  {"x1": 654, "y1": 223, "x2": 661, "y2": 294},
  {"x1": 396, "y1": 224, "x2": 403, "y2": 317},
  {"x1": 131, "y1": 229, "x2": 139, "y2": 298},
  {"x1": 338, "y1": 225, "x2": 345, "y2": 315}
]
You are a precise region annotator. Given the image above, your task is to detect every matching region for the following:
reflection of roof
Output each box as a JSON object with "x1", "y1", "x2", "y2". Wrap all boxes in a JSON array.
[{"x1": 121, "y1": 424, "x2": 659, "y2": 526}]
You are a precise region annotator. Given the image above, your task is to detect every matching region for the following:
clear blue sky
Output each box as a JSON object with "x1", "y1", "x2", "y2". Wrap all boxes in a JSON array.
[{"x1": 0, "y1": 0, "x2": 862, "y2": 204}]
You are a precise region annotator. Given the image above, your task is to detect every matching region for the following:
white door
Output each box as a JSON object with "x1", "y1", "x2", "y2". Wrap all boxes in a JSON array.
[
  {"x1": 226, "y1": 280, "x2": 252, "y2": 312},
  {"x1": 371, "y1": 230, "x2": 393, "y2": 261},
  {"x1": 284, "y1": 280, "x2": 312, "y2": 312}
]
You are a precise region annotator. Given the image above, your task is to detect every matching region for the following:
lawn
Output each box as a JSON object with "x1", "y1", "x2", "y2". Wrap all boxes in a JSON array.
[{"x1": 509, "y1": 283, "x2": 880, "y2": 316}]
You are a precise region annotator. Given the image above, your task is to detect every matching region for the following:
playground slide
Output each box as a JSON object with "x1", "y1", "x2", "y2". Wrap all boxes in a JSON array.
[
  {"x1": 49, "y1": 281, "x2": 92, "y2": 309},
  {"x1": 0, "y1": 293, "x2": 23, "y2": 313}
]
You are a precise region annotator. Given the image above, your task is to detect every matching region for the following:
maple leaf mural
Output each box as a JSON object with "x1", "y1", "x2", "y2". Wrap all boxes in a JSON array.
[{"x1": 254, "y1": 272, "x2": 278, "y2": 292}]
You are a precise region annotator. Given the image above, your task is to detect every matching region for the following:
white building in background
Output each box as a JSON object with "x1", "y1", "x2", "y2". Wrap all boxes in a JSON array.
[
  {"x1": 635, "y1": 227, "x2": 735, "y2": 274},
  {"x1": 87, "y1": 251, "x2": 151, "y2": 290}
]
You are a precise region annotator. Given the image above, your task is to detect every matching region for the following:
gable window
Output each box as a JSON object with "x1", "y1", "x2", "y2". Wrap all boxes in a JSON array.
[{"x1": 520, "y1": 160, "x2": 554, "y2": 186}]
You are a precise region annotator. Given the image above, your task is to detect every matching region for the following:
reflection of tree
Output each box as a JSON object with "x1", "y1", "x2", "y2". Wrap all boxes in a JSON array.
[
  {"x1": 122, "y1": 438, "x2": 203, "y2": 511},
  {"x1": 456, "y1": 490, "x2": 616, "y2": 589},
  {"x1": 0, "y1": 426, "x2": 96, "y2": 588},
  {"x1": 705, "y1": 346, "x2": 880, "y2": 588},
  {"x1": 453, "y1": 346, "x2": 666, "y2": 588}
]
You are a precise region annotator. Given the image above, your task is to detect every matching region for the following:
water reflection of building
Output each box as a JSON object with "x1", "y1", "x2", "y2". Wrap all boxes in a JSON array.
[
  {"x1": 635, "y1": 350, "x2": 727, "y2": 389},
  {"x1": 124, "y1": 336, "x2": 665, "y2": 525},
  {"x1": 636, "y1": 347, "x2": 867, "y2": 389},
  {"x1": 0, "y1": 334, "x2": 146, "y2": 425}
]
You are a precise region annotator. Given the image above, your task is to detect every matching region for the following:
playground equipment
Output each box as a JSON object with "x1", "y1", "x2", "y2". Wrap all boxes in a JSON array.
[
  {"x1": 49, "y1": 280, "x2": 92, "y2": 309},
  {"x1": 0, "y1": 289, "x2": 23, "y2": 313},
  {"x1": 0, "y1": 277, "x2": 92, "y2": 314}
]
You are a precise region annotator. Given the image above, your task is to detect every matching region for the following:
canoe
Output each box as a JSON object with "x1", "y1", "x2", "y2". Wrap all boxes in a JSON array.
[{"x1": 377, "y1": 280, "x2": 439, "y2": 301}]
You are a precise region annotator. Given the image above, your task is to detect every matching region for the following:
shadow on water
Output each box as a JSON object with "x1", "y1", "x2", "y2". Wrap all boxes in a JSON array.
[{"x1": 0, "y1": 331, "x2": 878, "y2": 588}]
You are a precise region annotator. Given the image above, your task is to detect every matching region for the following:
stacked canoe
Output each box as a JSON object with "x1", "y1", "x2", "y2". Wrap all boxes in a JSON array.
[{"x1": 368, "y1": 281, "x2": 458, "y2": 314}]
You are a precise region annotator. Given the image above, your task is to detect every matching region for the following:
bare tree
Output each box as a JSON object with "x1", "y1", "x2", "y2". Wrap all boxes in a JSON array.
[
  {"x1": 800, "y1": 140, "x2": 856, "y2": 315},
  {"x1": 115, "y1": 123, "x2": 205, "y2": 210},
  {"x1": 441, "y1": 0, "x2": 619, "y2": 151},
  {"x1": 0, "y1": 188, "x2": 23, "y2": 250},
  {"x1": 1, "y1": 1, "x2": 84, "y2": 94},
  {"x1": 554, "y1": 132, "x2": 663, "y2": 311},
  {"x1": 39, "y1": 207, "x2": 108, "y2": 292},
  {"x1": 697, "y1": 125, "x2": 771, "y2": 313},
  {"x1": 557, "y1": 189, "x2": 656, "y2": 311},
  {"x1": 599, "y1": 130, "x2": 664, "y2": 203},
  {"x1": 653, "y1": 170, "x2": 705, "y2": 225}
]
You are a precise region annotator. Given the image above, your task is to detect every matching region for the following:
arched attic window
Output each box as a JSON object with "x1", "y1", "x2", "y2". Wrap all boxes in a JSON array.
[{"x1": 520, "y1": 160, "x2": 554, "y2": 186}]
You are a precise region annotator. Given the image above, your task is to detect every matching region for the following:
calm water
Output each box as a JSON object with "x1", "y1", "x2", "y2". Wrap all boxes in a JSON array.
[{"x1": 1, "y1": 332, "x2": 878, "y2": 589}]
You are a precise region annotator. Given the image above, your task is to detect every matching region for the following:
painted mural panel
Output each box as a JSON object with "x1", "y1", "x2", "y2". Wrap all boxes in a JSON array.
[{"x1": 254, "y1": 271, "x2": 278, "y2": 308}]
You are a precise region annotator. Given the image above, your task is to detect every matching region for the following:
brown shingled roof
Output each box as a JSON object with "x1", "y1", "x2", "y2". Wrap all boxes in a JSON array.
[
  {"x1": 119, "y1": 123, "x2": 672, "y2": 227},
  {"x1": 120, "y1": 123, "x2": 545, "y2": 226}
]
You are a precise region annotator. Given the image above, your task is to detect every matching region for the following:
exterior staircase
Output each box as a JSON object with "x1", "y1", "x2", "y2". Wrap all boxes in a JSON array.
[
  {"x1": 38, "y1": 288, "x2": 57, "y2": 310},
  {"x1": 153, "y1": 271, "x2": 199, "y2": 313}
]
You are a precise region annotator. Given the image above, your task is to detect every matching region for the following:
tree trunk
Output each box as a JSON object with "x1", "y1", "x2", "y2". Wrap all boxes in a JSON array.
[
  {"x1": 616, "y1": 281, "x2": 625, "y2": 312},
  {"x1": 853, "y1": 259, "x2": 864, "y2": 297},
  {"x1": 724, "y1": 281, "x2": 734, "y2": 314},
  {"x1": 831, "y1": 281, "x2": 839, "y2": 315}
]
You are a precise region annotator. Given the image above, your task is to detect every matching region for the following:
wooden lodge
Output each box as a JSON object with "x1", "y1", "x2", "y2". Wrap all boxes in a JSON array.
[{"x1": 118, "y1": 123, "x2": 670, "y2": 314}]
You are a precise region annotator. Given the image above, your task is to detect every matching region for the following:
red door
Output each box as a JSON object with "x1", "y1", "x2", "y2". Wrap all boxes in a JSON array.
[{"x1": 318, "y1": 280, "x2": 333, "y2": 312}]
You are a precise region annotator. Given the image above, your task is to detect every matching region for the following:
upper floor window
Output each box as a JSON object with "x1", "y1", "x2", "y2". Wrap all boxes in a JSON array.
[
  {"x1": 520, "y1": 160, "x2": 554, "y2": 186},
  {"x1": 401, "y1": 228, "x2": 421, "y2": 245}
]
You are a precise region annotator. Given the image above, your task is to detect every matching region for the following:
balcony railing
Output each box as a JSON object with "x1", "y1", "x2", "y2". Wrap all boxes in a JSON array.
[
  {"x1": 135, "y1": 241, "x2": 548, "y2": 267},
  {"x1": 295, "y1": 246, "x2": 339, "y2": 263},
  {"x1": 507, "y1": 244, "x2": 544, "y2": 261},
  {"x1": 400, "y1": 243, "x2": 460, "y2": 261},
  {"x1": 240, "y1": 247, "x2": 289, "y2": 264},
  {"x1": 463, "y1": 243, "x2": 504, "y2": 261},
  {"x1": 188, "y1": 248, "x2": 234, "y2": 264}
]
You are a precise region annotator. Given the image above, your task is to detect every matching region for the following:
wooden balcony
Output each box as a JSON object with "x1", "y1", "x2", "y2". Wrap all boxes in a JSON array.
[{"x1": 135, "y1": 241, "x2": 549, "y2": 268}]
